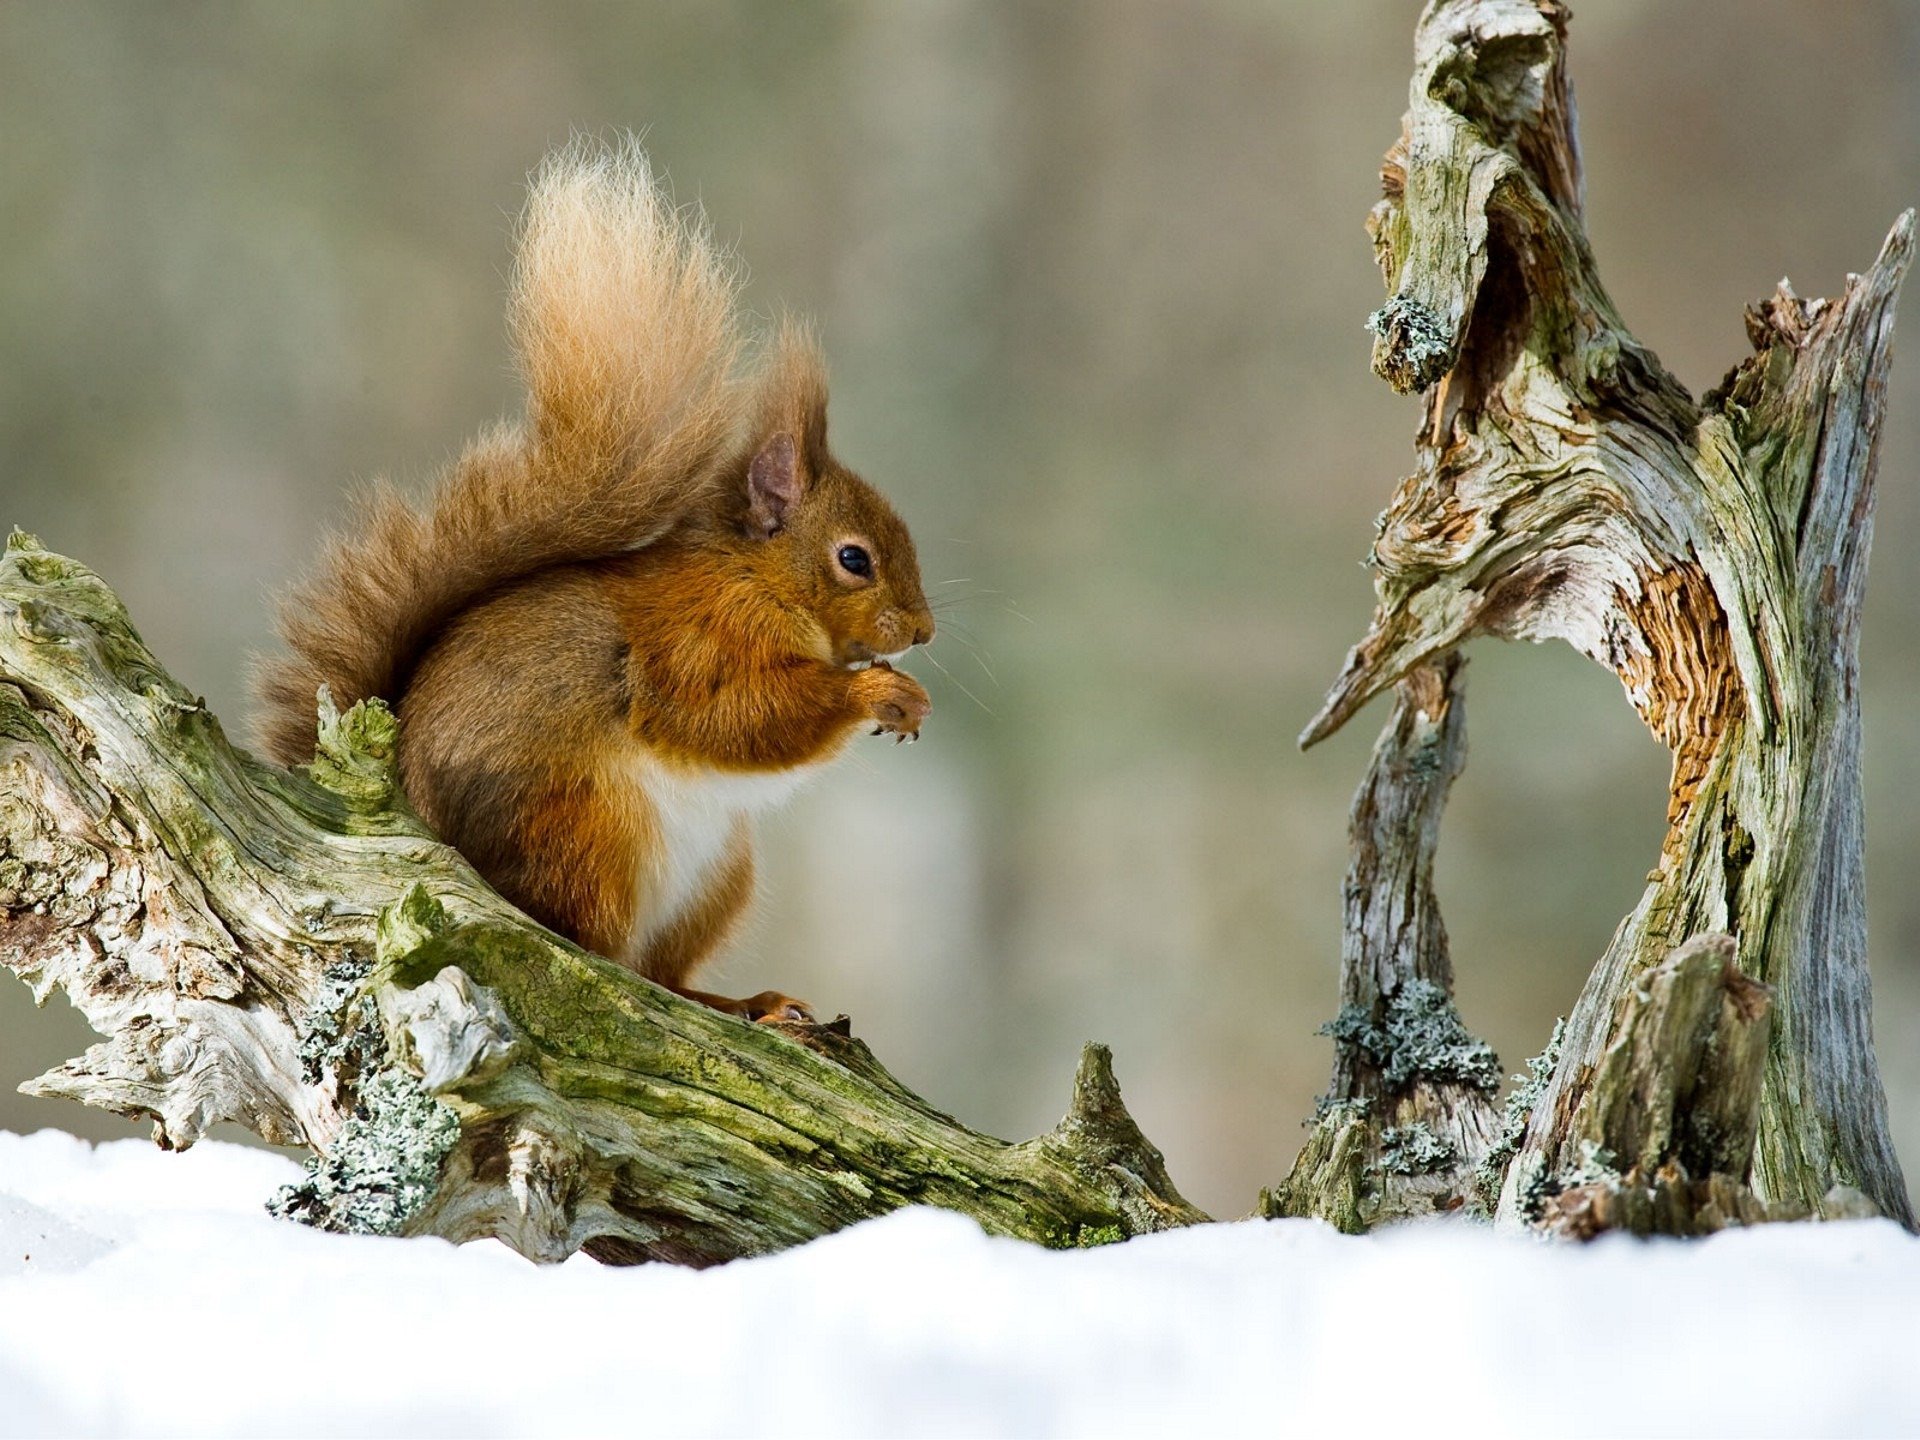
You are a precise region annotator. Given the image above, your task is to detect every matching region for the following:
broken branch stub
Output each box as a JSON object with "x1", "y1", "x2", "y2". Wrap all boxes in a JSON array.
[
  {"x1": 0, "y1": 533, "x2": 1204, "y2": 1262},
  {"x1": 1312, "y1": 0, "x2": 1913, "y2": 1231},
  {"x1": 1527, "y1": 933, "x2": 1876, "y2": 1237}
]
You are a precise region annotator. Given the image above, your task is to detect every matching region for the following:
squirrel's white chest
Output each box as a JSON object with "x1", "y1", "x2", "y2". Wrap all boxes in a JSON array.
[{"x1": 619, "y1": 761, "x2": 816, "y2": 959}]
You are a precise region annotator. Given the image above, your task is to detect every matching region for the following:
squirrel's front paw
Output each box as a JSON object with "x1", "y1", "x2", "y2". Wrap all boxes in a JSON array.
[{"x1": 855, "y1": 660, "x2": 931, "y2": 742}]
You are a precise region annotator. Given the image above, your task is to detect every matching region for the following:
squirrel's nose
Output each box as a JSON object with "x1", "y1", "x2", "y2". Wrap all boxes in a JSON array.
[{"x1": 912, "y1": 613, "x2": 935, "y2": 646}]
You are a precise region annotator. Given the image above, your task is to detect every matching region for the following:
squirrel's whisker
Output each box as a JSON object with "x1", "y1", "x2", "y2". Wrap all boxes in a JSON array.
[
  {"x1": 928, "y1": 621, "x2": 1000, "y2": 689},
  {"x1": 920, "y1": 648, "x2": 995, "y2": 716}
]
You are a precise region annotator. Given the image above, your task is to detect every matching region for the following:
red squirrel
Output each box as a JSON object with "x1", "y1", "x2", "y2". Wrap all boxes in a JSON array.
[{"x1": 252, "y1": 141, "x2": 934, "y2": 1022}]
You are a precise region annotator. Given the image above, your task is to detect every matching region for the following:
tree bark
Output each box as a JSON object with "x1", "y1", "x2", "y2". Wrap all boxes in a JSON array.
[
  {"x1": 0, "y1": 534, "x2": 1203, "y2": 1263},
  {"x1": 1301, "y1": 0, "x2": 1914, "y2": 1233}
]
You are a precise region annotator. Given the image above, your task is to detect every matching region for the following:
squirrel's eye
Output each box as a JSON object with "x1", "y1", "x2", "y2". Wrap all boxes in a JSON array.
[{"x1": 836, "y1": 544, "x2": 873, "y2": 579}]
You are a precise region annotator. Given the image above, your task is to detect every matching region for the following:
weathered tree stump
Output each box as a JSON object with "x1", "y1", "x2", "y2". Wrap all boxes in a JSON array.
[
  {"x1": 0, "y1": 534, "x2": 1202, "y2": 1263},
  {"x1": 1294, "y1": 0, "x2": 1914, "y2": 1234}
]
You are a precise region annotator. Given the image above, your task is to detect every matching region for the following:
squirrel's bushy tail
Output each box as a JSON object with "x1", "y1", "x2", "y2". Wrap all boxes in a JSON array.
[{"x1": 254, "y1": 139, "x2": 751, "y2": 765}]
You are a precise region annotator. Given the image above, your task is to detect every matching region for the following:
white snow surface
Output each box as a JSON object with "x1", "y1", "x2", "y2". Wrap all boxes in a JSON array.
[{"x1": 1, "y1": 1129, "x2": 1916, "y2": 1438}]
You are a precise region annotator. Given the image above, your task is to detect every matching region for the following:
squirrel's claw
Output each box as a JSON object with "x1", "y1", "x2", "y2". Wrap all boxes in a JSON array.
[{"x1": 856, "y1": 664, "x2": 930, "y2": 743}]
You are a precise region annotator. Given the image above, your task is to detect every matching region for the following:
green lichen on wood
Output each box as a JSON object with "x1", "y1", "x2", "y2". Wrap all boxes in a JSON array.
[
  {"x1": 271, "y1": 947, "x2": 460, "y2": 1235},
  {"x1": 1260, "y1": 1104, "x2": 1370, "y2": 1234},
  {"x1": 1379, "y1": 1122, "x2": 1456, "y2": 1176},
  {"x1": 295, "y1": 955, "x2": 373, "y2": 1084},
  {"x1": 1311, "y1": 1095, "x2": 1371, "y2": 1125},
  {"x1": 1475, "y1": 1017, "x2": 1564, "y2": 1210},
  {"x1": 376, "y1": 882, "x2": 452, "y2": 973},
  {"x1": 1510, "y1": 1139, "x2": 1625, "y2": 1228},
  {"x1": 1367, "y1": 294, "x2": 1456, "y2": 393},
  {"x1": 1321, "y1": 978, "x2": 1499, "y2": 1092},
  {"x1": 308, "y1": 689, "x2": 402, "y2": 814},
  {"x1": 269, "y1": 1069, "x2": 461, "y2": 1235}
]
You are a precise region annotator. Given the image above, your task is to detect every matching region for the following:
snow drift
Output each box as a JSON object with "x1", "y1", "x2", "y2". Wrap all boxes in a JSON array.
[{"x1": 0, "y1": 1128, "x2": 1914, "y2": 1438}]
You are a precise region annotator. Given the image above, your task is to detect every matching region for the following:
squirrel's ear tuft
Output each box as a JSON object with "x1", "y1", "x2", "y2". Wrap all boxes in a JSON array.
[
  {"x1": 753, "y1": 320, "x2": 830, "y2": 476},
  {"x1": 746, "y1": 432, "x2": 802, "y2": 538},
  {"x1": 743, "y1": 321, "x2": 829, "y2": 538}
]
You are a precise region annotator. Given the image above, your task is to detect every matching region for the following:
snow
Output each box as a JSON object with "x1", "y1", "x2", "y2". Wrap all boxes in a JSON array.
[{"x1": 1, "y1": 1129, "x2": 1916, "y2": 1439}]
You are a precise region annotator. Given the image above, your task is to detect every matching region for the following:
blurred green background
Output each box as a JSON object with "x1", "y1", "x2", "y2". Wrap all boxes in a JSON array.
[{"x1": 2, "y1": 1, "x2": 1916, "y2": 1220}]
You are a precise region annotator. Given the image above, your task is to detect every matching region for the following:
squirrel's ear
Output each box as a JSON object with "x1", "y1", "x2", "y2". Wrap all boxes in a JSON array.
[
  {"x1": 743, "y1": 323, "x2": 828, "y2": 537},
  {"x1": 746, "y1": 432, "x2": 803, "y2": 538}
]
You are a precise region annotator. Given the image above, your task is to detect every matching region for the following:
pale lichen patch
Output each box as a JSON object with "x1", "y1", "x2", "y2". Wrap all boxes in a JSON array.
[
  {"x1": 269, "y1": 1068, "x2": 460, "y2": 1236},
  {"x1": 273, "y1": 952, "x2": 460, "y2": 1236},
  {"x1": 1369, "y1": 293, "x2": 1457, "y2": 394},
  {"x1": 1475, "y1": 1017, "x2": 1564, "y2": 1211},
  {"x1": 1379, "y1": 1123, "x2": 1457, "y2": 1176},
  {"x1": 1321, "y1": 979, "x2": 1499, "y2": 1093}
]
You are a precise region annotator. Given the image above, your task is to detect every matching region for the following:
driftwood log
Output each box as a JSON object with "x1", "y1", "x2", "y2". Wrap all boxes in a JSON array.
[
  {"x1": 1278, "y1": 0, "x2": 1913, "y2": 1235},
  {"x1": 0, "y1": 534, "x2": 1201, "y2": 1263}
]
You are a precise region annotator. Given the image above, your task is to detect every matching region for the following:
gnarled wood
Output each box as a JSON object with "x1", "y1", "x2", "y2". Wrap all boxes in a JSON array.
[
  {"x1": 0, "y1": 534, "x2": 1203, "y2": 1263},
  {"x1": 1308, "y1": 0, "x2": 1914, "y2": 1233}
]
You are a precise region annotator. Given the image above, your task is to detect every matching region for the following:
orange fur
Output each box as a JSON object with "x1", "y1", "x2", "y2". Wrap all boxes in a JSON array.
[
  {"x1": 253, "y1": 140, "x2": 934, "y2": 1020},
  {"x1": 515, "y1": 768, "x2": 651, "y2": 962}
]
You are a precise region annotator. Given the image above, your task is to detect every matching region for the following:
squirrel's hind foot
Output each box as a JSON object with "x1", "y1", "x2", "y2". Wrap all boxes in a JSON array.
[{"x1": 673, "y1": 985, "x2": 815, "y2": 1025}]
